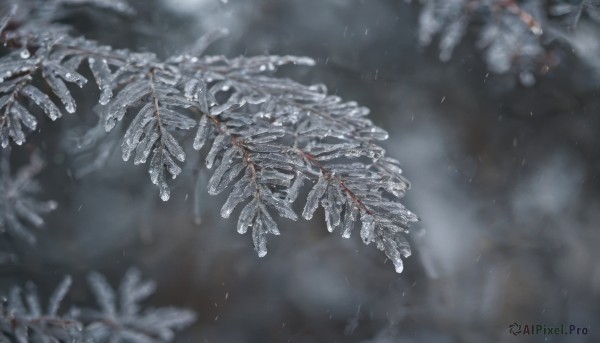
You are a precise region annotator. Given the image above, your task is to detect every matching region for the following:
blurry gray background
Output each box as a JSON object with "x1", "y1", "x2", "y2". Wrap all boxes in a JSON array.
[{"x1": 3, "y1": 0, "x2": 600, "y2": 342}]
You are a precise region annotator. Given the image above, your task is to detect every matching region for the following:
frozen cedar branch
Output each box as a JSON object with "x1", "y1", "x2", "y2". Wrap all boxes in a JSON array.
[
  {"x1": 0, "y1": 0, "x2": 418, "y2": 272},
  {"x1": 416, "y1": 0, "x2": 600, "y2": 85},
  {"x1": 0, "y1": 276, "x2": 83, "y2": 342},
  {"x1": 0, "y1": 149, "x2": 57, "y2": 246},
  {"x1": 74, "y1": 267, "x2": 197, "y2": 343},
  {"x1": 0, "y1": 268, "x2": 196, "y2": 343}
]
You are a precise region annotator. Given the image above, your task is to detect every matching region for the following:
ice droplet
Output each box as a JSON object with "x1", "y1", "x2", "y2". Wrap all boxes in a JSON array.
[
  {"x1": 99, "y1": 88, "x2": 112, "y2": 105},
  {"x1": 257, "y1": 247, "x2": 267, "y2": 257},
  {"x1": 65, "y1": 102, "x2": 75, "y2": 114},
  {"x1": 160, "y1": 189, "x2": 170, "y2": 201},
  {"x1": 20, "y1": 49, "x2": 30, "y2": 59}
]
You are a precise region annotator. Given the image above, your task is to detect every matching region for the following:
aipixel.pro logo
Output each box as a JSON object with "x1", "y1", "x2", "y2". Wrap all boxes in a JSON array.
[{"x1": 508, "y1": 322, "x2": 589, "y2": 336}]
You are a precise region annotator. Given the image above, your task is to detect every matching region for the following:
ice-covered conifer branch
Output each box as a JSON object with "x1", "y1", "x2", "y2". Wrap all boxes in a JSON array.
[
  {"x1": 417, "y1": 0, "x2": 600, "y2": 84},
  {"x1": 0, "y1": 268, "x2": 196, "y2": 343},
  {"x1": 0, "y1": 149, "x2": 57, "y2": 246},
  {"x1": 0, "y1": 0, "x2": 418, "y2": 272},
  {"x1": 0, "y1": 276, "x2": 83, "y2": 342},
  {"x1": 74, "y1": 267, "x2": 197, "y2": 342}
]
